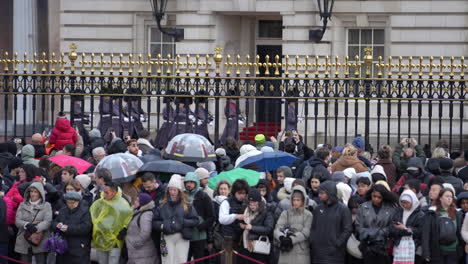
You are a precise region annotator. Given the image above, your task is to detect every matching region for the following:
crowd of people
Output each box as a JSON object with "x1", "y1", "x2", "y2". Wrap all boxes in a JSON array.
[{"x1": 0, "y1": 109, "x2": 468, "y2": 264}]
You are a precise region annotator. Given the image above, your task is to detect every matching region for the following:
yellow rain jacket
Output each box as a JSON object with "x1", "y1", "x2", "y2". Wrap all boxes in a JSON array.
[{"x1": 90, "y1": 188, "x2": 133, "y2": 251}]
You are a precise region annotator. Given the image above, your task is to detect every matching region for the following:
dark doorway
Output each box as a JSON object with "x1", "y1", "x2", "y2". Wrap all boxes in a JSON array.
[{"x1": 256, "y1": 45, "x2": 282, "y2": 124}]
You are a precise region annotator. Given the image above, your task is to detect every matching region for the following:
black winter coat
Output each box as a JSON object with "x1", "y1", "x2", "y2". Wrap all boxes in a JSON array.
[
  {"x1": 389, "y1": 206, "x2": 425, "y2": 248},
  {"x1": 422, "y1": 209, "x2": 463, "y2": 263},
  {"x1": 0, "y1": 198, "x2": 8, "y2": 244},
  {"x1": 191, "y1": 190, "x2": 214, "y2": 233},
  {"x1": 247, "y1": 209, "x2": 275, "y2": 241},
  {"x1": 296, "y1": 156, "x2": 331, "y2": 182},
  {"x1": 52, "y1": 202, "x2": 92, "y2": 264},
  {"x1": 153, "y1": 200, "x2": 199, "y2": 239},
  {"x1": 310, "y1": 182, "x2": 352, "y2": 264}
]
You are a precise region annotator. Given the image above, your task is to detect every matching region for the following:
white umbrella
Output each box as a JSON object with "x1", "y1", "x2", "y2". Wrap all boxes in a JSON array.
[{"x1": 95, "y1": 153, "x2": 143, "y2": 183}]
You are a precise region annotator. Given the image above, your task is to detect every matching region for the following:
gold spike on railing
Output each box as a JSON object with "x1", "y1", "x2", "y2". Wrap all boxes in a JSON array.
[
  {"x1": 90, "y1": 53, "x2": 96, "y2": 73},
  {"x1": 274, "y1": 55, "x2": 281, "y2": 76},
  {"x1": 195, "y1": 55, "x2": 200, "y2": 74},
  {"x1": 109, "y1": 54, "x2": 115, "y2": 73},
  {"x1": 438, "y1": 56, "x2": 445, "y2": 77},
  {"x1": 137, "y1": 54, "x2": 143, "y2": 74},
  {"x1": 264, "y1": 55, "x2": 271, "y2": 75},
  {"x1": 363, "y1": 47, "x2": 373, "y2": 76},
  {"x1": 386, "y1": 56, "x2": 394, "y2": 77},
  {"x1": 376, "y1": 56, "x2": 384, "y2": 77},
  {"x1": 304, "y1": 56, "x2": 310, "y2": 75},
  {"x1": 407, "y1": 56, "x2": 414, "y2": 77},
  {"x1": 245, "y1": 55, "x2": 251, "y2": 75},
  {"x1": 397, "y1": 56, "x2": 404, "y2": 77},
  {"x1": 3, "y1": 52, "x2": 9, "y2": 72},
  {"x1": 344, "y1": 56, "x2": 350, "y2": 76},
  {"x1": 213, "y1": 46, "x2": 223, "y2": 74},
  {"x1": 428, "y1": 56, "x2": 435, "y2": 77},
  {"x1": 118, "y1": 54, "x2": 124, "y2": 73},
  {"x1": 448, "y1": 56, "x2": 455, "y2": 77},
  {"x1": 60, "y1": 53, "x2": 66, "y2": 72},
  {"x1": 185, "y1": 55, "x2": 191, "y2": 75},
  {"x1": 353, "y1": 55, "x2": 360, "y2": 76},
  {"x1": 166, "y1": 54, "x2": 172, "y2": 74},
  {"x1": 156, "y1": 54, "x2": 162, "y2": 74},
  {"x1": 334, "y1": 56, "x2": 340, "y2": 76},
  {"x1": 324, "y1": 56, "x2": 331, "y2": 76},
  {"x1": 284, "y1": 56, "x2": 290, "y2": 75},
  {"x1": 146, "y1": 54, "x2": 152, "y2": 75},
  {"x1": 225, "y1": 55, "x2": 232, "y2": 75},
  {"x1": 235, "y1": 55, "x2": 241, "y2": 75},
  {"x1": 14, "y1": 52, "x2": 19, "y2": 72},
  {"x1": 417, "y1": 56, "x2": 425, "y2": 77},
  {"x1": 80, "y1": 53, "x2": 86, "y2": 73},
  {"x1": 68, "y1": 43, "x2": 78, "y2": 72},
  {"x1": 254, "y1": 55, "x2": 260, "y2": 75},
  {"x1": 41, "y1": 52, "x2": 47, "y2": 73},
  {"x1": 313, "y1": 56, "x2": 320, "y2": 75},
  {"x1": 175, "y1": 54, "x2": 181, "y2": 74},
  {"x1": 22, "y1": 52, "x2": 28, "y2": 73},
  {"x1": 32, "y1": 53, "x2": 38, "y2": 72},
  {"x1": 204, "y1": 55, "x2": 211, "y2": 75},
  {"x1": 128, "y1": 54, "x2": 134, "y2": 74},
  {"x1": 460, "y1": 57, "x2": 465, "y2": 77},
  {"x1": 294, "y1": 56, "x2": 300, "y2": 75}
]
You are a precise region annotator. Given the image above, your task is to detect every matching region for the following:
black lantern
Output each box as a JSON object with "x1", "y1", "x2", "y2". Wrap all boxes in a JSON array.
[
  {"x1": 309, "y1": 0, "x2": 335, "y2": 42},
  {"x1": 150, "y1": 0, "x2": 184, "y2": 41}
]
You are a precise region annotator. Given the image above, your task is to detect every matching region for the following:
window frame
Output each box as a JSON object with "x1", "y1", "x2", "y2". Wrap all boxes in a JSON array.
[{"x1": 346, "y1": 28, "x2": 385, "y2": 77}]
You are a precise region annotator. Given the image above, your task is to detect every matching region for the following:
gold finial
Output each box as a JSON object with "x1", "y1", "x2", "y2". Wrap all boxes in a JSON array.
[
  {"x1": 274, "y1": 55, "x2": 281, "y2": 76},
  {"x1": 128, "y1": 54, "x2": 134, "y2": 74},
  {"x1": 213, "y1": 45, "x2": 223, "y2": 74},
  {"x1": 235, "y1": 55, "x2": 241, "y2": 75},
  {"x1": 294, "y1": 56, "x2": 300, "y2": 75},
  {"x1": 254, "y1": 55, "x2": 260, "y2": 75},
  {"x1": 353, "y1": 55, "x2": 361, "y2": 76},
  {"x1": 118, "y1": 54, "x2": 124, "y2": 73},
  {"x1": 418, "y1": 56, "x2": 425, "y2": 77},
  {"x1": 109, "y1": 53, "x2": 115, "y2": 73},
  {"x1": 205, "y1": 54, "x2": 211, "y2": 74},
  {"x1": 40, "y1": 52, "x2": 47, "y2": 72},
  {"x1": 32, "y1": 52, "x2": 38, "y2": 72},
  {"x1": 185, "y1": 55, "x2": 191, "y2": 74},
  {"x1": 68, "y1": 43, "x2": 78, "y2": 72},
  {"x1": 448, "y1": 56, "x2": 455, "y2": 77},
  {"x1": 344, "y1": 56, "x2": 350, "y2": 76},
  {"x1": 263, "y1": 55, "x2": 271, "y2": 75},
  {"x1": 225, "y1": 55, "x2": 232, "y2": 75},
  {"x1": 245, "y1": 55, "x2": 251, "y2": 75},
  {"x1": 386, "y1": 56, "x2": 394, "y2": 76},
  {"x1": 460, "y1": 56, "x2": 465, "y2": 77},
  {"x1": 166, "y1": 54, "x2": 173, "y2": 74},
  {"x1": 284, "y1": 56, "x2": 290, "y2": 75},
  {"x1": 376, "y1": 56, "x2": 384, "y2": 77},
  {"x1": 58, "y1": 52, "x2": 65, "y2": 72},
  {"x1": 137, "y1": 54, "x2": 143, "y2": 74},
  {"x1": 304, "y1": 56, "x2": 311, "y2": 75},
  {"x1": 14, "y1": 52, "x2": 19, "y2": 72},
  {"x1": 313, "y1": 56, "x2": 320, "y2": 75},
  {"x1": 2, "y1": 52, "x2": 9, "y2": 72},
  {"x1": 363, "y1": 47, "x2": 373, "y2": 76},
  {"x1": 438, "y1": 56, "x2": 446, "y2": 77},
  {"x1": 99, "y1": 53, "x2": 105, "y2": 73},
  {"x1": 90, "y1": 53, "x2": 96, "y2": 73},
  {"x1": 175, "y1": 54, "x2": 181, "y2": 74},
  {"x1": 334, "y1": 56, "x2": 341, "y2": 76},
  {"x1": 156, "y1": 54, "x2": 162, "y2": 74},
  {"x1": 428, "y1": 56, "x2": 435, "y2": 76},
  {"x1": 195, "y1": 55, "x2": 200, "y2": 74},
  {"x1": 408, "y1": 56, "x2": 415, "y2": 77},
  {"x1": 80, "y1": 53, "x2": 87, "y2": 73},
  {"x1": 324, "y1": 56, "x2": 331, "y2": 76},
  {"x1": 146, "y1": 54, "x2": 153, "y2": 74},
  {"x1": 22, "y1": 52, "x2": 28, "y2": 73}
]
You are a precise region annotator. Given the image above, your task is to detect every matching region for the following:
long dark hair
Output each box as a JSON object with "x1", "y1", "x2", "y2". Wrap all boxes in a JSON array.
[
  {"x1": 434, "y1": 188, "x2": 457, "y2": 220},
  {"x1": 20, "y1": 164, "x2": 37, "y2": 182},
  {"x1": 365, "y1": 183, "x2": 398, "y2": 205}
]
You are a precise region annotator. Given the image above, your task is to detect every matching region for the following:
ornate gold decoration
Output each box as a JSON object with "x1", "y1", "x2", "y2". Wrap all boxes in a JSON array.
[
  {"x1": 264, "y1": 55, "x2": 272, "y2": 75},
  {"x1": 418, "y1": 56, "x2": 425, "y2": 77},
  {"x1": 244, "y1": 55, "x2": 251, "y2": 75},
  {"x1": 438, "y1": 56, "x2": 446, "y2": 77},
  {"x1": 304, "y1": 56, "x2": 311, "y2": 75},
  {"x1": 40, "y1": 52, "x2": 47, "y2": 72},
  {"x1": 213, "y1": 46, "x2": 223, "y2": 74},
  {"x1": 376, "y1": 56, "x2": 384, "y2": 77},
  {"x1": 274, "y1": 55, "x2": 281, "y2": 76},
  {"x1": 386, "y1": 56, "x2": 394, "y2": 76},
  {"x1": 254, "y1": 55, "x2": 261, "y2": 75},
  {"x1": 284, "y1": 56, "x2": 290, "y2": 75},
  {"x1": 294, "y1": 56, "x2": 300, "y2": 75},
  {"x1": 353, "y1": 56, "x2": 361, "y2": 76},
  {"x1": 235, "y1": 55, "x2": 241, "y2": 75},
  {"x1": 225, "y1": 55, "x2": 232, "y2": 75},
  {"x1": 68, "y1": 43, "x2": 78, "y2": 72},
  {"x1": 363, "y1": 47, "x2": 373, "y2": 76},
  {"x1": 407, "y1": 56, "x2": 415, "y2": 77}
]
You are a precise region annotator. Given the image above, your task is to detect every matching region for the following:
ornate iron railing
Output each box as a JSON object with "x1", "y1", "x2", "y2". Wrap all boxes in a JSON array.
[{"x1": 0, "y1": 44, "x2": 466, "y2": 151}]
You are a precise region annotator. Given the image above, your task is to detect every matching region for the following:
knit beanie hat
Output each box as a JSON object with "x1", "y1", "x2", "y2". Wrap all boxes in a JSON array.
[
  {"x1": 196, "y1": 161, "x2": 216, "y2": 172},
  {"x1": 439, "y1": 158, "x2": 453, "y2": 171},
  {"x1": 8, "y1": 157, "x2": 23, "y2": 171},
  {"x1": 89, "y1": 129, "x2": 101, "y2": 138},
  {"x1": 248, "y1": 188, "x2": 262, "y2": 202},
  {"x1": 278, "y1": 166, "x2": 293, "y2": 178},
  {"x1": 75, "y1": 174, "x2": 92, "y2": 190},
  {"x1": 195, "y1": 167, "x2": 210, "y2": 180},
  {"x1": 167, "y1": 174, "x2": 184, "y2": 191},
  {"x1": 343, "y1": 168, "x2": 356, "y2": 180},
  {"x1": 138, "y1": 193, "x2": 152, "y2": 207},
  {"x1": 215, "y1": 148, "x2": 227, "y2": 157},
  {"x1": 64, "y1": 191, "x2": 82, "y2": 201},
  {"x1": 255, "y1": 134, "x2": 266, "y2": 146},
  {"x1": 331, "y1": 171, "x2": 346, "y2": 183},
  {"x1": 352, "y1": 137, "x2": 365, "y2": 150}
]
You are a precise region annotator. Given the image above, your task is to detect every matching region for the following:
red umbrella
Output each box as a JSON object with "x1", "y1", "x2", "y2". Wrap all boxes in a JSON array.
[{"x1": 48, "y1": 154, "x2": 92, "y2": 174}]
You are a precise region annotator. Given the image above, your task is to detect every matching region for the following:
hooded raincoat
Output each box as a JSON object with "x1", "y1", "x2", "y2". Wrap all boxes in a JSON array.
[
  {"x1": 89, "y1": 188, "x2": 133, "y2": 251},
  {"x1": 49, "y1": 118, "x2": 78, "y2": 150},
  {"x1": 392, "y1": 157, "x2": 433, "y2": 193},
  {"x1": 21, "y1": 145, "x2": 39, "y2": 167},
  {"x1": 14, "y1": 182, "x2": 53, "y2": 254}
]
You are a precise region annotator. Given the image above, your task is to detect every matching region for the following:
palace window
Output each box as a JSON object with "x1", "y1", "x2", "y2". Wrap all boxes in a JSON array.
[{"x1": 347, "y1": 29, "x2": 385, "y2": 77}]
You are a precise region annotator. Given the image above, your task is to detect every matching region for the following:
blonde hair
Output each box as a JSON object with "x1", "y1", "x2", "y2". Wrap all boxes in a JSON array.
[
  {"x1": 160, "y1": 188, "x2": 189, "y2": 211},
  {"x1": 432, "y1": 147, "x2": 447, "y2": 159},
  {"x1": 342, "y1": 145, "x2": 357, "y2": 157}
]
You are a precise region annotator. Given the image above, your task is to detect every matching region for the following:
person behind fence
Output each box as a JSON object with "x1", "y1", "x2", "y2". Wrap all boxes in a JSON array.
[
  {"x1": 153, "y1": 92, "x2": 175, "y2": 149},
  {"x1": 52, "y1": 191, "x2": 92, "y2": 264},
  {"x1": 153, "y1": 174, "x2": 200, "y2": 264},
  {"x1": 355, "y1": 183, "x2": 397, "y2": 264},
  {"x1": 71, "y1": 91, "x2": 90, "y2": 145},
  {"x1": 310, "y1": 181, "x2": 352, "y2": 264},
  {"x1": 193, "y1": 91, "x2": 213, "y2": 143},
  {"x1": 168, "y1": 94, "x2": 194, "y2": 139},
  {"x1": 422, "y1": 188, "x2": 463, "y2": 264},
  {"x1": 48, "y1": 113, "x2": 78, "y2": 151},
  {"x1": 90, "y1": 182, "x2": 133, "y2": 264},
  {"x1": 123, "y1": 89, "x2": 146, "y2": 139},
  {"x1": 125, "y1": 193, "x2": 158, "y2": 264},
  {"x1": 238, "y1": 188, "x2": 275, "y2": 264},
  {"x1": 274, "y1": 185, "x2": 312, "y2": 264},
  {"x1": 14, "y1": 182, "x2": 52, "y2": 264},
  {"x1": 393, "y1": 137, "x2": 427, "y2": 177},
  {"x1": 389, "y1": 189, "x2": 425, "y2": 264},
  {"x1": 220, "y1": 96, "x2": 242, "y2": 145}
]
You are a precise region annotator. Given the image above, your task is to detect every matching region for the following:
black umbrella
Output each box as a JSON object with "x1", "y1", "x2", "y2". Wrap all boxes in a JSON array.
[{"x1": 137, "y1": 160, "x2": 195, "y2": 176}]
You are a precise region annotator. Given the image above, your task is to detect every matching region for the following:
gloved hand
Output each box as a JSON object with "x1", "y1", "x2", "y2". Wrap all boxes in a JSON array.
[
  {"x1": 283, "y1": 236, "x2": 293, "y2": 249},
  {"x1": 117, "y1": 228, "x2": 127, "y2": 240},
  {"x1": 26, "y1": 223, "x2": 37, "y2": 233},
  {"x1": 123, "y1": 117, "x2": 129, "y2": 122}
]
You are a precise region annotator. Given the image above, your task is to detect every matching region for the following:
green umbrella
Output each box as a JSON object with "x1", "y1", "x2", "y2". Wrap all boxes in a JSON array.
[{"x1": 208, "y1": 168, "x2": 261, "y2": 190}]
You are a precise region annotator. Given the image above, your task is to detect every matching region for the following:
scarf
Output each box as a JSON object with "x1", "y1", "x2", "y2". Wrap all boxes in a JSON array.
[{"x1": 242, "y1": 207, "x2": 259, "y2": 251}]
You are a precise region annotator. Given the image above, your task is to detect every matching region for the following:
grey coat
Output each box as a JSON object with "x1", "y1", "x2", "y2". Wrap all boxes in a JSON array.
[
  {"x1": 15, "y1": 182, "x2": 53, "y2": 255},
  {"x1": 125, "y1": 201, "x2": 158, "y2": 264},
  {"x1": 274, "y1": 185, "x2": 313, "y2": 264}
]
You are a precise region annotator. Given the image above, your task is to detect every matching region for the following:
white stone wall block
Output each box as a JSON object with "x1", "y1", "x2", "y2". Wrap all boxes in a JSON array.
[
  {"x1": 60, "y1": 13, "x2": 135, "y2": 25},
  {"x1": 61, "y1": 26, "x2": 133, "y2": 40}
]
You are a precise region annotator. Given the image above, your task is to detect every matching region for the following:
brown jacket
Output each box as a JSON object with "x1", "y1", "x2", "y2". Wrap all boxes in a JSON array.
[
  {"x1": 331, "y1": 156, "x2": 368, "y2": 173},
  {"x1": 375, "y1": 158, "x2": 398, "y2": 188}
]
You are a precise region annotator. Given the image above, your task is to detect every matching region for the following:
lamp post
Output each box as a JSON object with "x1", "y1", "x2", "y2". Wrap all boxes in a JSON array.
[
  {"x1": 150, "y1": 0, "x2": 184, "y2": 41},
  {"x1": 309, "y1": 0, "x2": 335, "y2": 42}
]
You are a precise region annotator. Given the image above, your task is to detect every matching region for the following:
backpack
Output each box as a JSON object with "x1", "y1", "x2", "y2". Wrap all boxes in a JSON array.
[
  {"x1": 302, "y1": 162, "x2": 315, "y2": 182},
  {"x1": 438, "y1": 216, "x2": 457, "y2": 245}
]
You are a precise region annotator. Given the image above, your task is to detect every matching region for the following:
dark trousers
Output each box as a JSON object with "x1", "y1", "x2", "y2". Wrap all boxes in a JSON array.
[
  {"x1": 363, "y1": 254, "x2": 391, "y2": 264},
  {"x1": 441, "y1": 251, "x2": 458, "y2": 264},
  {"x1": 0, "y1": 243, "x2": 8, "y2": 264},
  {"x1": 188, "y1": 240, "x2": 207, "y2": 264}
]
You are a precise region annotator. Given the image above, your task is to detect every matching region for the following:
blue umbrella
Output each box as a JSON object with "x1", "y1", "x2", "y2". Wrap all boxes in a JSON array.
[{"x1": 236, "y1": 151, "x2": 299, "y2": 172}]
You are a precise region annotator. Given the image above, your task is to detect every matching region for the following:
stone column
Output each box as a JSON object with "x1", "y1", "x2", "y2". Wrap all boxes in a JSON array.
[{"x1": 13, "y1": 0, "x2": 38, "y2": 133}]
